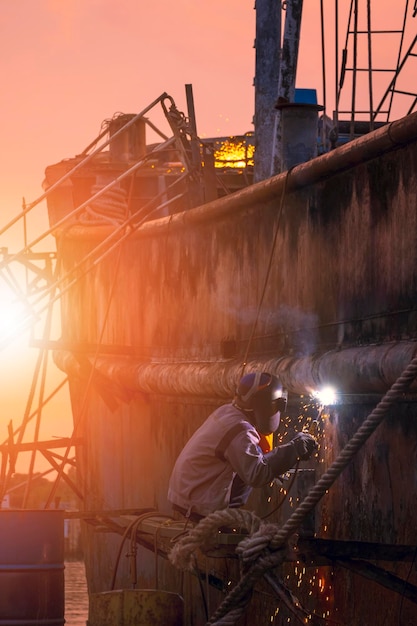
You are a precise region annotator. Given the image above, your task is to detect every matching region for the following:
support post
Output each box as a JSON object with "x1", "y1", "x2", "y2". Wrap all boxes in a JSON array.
[
  {"x1": 271, "y1": 0, "x2": 304, "y2": 175},
  {"x1": 253, "y1": 0, "x2": 282, "y2": 182}
]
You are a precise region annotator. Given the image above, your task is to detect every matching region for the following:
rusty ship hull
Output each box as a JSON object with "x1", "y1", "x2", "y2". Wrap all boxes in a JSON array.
[{"x1": 41, "y1": 107, "x2": 417, "y2": 625}]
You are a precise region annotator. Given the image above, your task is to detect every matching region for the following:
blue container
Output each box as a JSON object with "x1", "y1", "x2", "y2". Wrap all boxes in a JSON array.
[{"x1": 0, "y1": 510, "x2": 65, "y2": 625}]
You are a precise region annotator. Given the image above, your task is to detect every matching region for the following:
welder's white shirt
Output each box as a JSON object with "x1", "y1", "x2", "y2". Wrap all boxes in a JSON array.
[{"x1": 168, "y1": 403, "x2": 277, "y2": 517}]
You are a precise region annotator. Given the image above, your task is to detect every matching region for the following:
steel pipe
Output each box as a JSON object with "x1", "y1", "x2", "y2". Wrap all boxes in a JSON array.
[{"x1": 53, "y1": 341, "x2": 417, "y2": 399}]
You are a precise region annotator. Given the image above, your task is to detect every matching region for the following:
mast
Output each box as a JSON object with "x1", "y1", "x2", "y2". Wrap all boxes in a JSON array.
[
  {"x1": 253, "y1": 0, "x2": 282, "y2": 182},
  {"x1": 271, "y1": 0, "x2": 304, "y2": 175},
  {"x1": 253, "y1": 0, "x2": 304, "y2": 181}
]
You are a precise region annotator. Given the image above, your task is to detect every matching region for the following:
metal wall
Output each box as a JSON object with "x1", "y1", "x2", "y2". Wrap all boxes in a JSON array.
[{"x1": 50, "y1": 118, "x2": 417, "y2": 624}]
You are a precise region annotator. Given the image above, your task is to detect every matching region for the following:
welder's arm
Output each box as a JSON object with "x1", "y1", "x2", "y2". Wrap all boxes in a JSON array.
[{"x1": 264, "y1": 432, "x2": 318, "y2": 476}]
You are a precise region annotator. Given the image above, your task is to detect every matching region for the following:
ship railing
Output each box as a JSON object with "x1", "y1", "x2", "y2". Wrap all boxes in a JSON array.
[
  {"x1": 0, "y1": 92, "x2": 180, "y2": 242},
  {"x1": 0, "y1": 94, "x2": 195, "y2": 343}
]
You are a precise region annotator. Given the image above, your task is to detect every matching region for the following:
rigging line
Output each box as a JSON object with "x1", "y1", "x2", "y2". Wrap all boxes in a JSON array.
[
  {"x1": 240, "y1": 167, "x2": 292, "y2": 378},
  {"x1": 335, "y1": 0, "x2": 339, "y2": 118},
  {"x1": 44, "y1": 235, "x2": 125, "y2": 509},
  {"x1": 366, "y1": 0, "x2": 374, "y2": 128},
  {"x1": 320, "y1": 0, "x2": 327, "y2": 115}
]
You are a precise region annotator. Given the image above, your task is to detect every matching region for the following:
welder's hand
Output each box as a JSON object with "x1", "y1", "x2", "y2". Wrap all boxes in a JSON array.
[{"x1": 291, "y1": 432, "x2": 318, "y2": 460}]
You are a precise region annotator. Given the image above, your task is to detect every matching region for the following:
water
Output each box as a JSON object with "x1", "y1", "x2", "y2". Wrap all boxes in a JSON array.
[{"x1": 65, "y1": 560, "x2": 89, "y2": 626}]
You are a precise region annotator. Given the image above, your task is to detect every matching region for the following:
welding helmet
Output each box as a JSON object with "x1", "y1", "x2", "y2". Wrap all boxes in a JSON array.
[{"x1": 235, "y1": 372, "x2": 287, "y2": 435}]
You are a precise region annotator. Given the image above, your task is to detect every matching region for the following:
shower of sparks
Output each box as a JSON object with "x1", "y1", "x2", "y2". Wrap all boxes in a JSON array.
[{"x1": 213, "y1": 137, "x2": 254, "y2": 168}]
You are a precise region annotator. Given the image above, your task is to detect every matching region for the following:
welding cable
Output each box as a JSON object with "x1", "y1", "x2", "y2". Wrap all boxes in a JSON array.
[
  {"x1": 205, "y1": 353, "x2": 417, "y2": 625},
  {"x1": 110, "y1": 517, "x2": 141, "y2": 590},
  {"x1": 153, "y1": 519, "x2": 182, "y2": 590},
  {"x1": 192, "y1": 553, "x2": 209, "y2": 622},
  {"x1": 261, "y1": 460, "x2": 300, "y2": 520},
  {"x1": 110, "y1": 511, "x2": 170, "y2": 591},
  {"x1": 240, "y1": 167, "x2": 293, "y2": 378}
]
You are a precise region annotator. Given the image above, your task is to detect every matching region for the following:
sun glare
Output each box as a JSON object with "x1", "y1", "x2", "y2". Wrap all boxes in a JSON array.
[{"x1": 0, "y1": 287, "x2": 34, "y2": 345}]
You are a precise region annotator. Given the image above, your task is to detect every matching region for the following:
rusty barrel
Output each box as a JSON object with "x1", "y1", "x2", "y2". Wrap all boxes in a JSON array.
[{"x1": 0, "y1": 510, "x2": 65, "y2": 625}]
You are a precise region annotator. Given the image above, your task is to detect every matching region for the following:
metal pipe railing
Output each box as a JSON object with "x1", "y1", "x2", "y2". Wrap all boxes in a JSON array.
[{"x1": 0, "y1": 92, "x2": 171, "y2": 238}]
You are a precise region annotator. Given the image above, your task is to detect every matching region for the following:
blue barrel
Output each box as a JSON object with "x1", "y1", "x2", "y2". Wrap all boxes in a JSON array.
[{"x1": 0, "y1": 510, "x2": 65, "y2": 626}]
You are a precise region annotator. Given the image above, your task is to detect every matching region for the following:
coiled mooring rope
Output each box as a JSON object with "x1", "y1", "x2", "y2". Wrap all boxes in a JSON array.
[
  {"x1": 169, "y1": 508, "x2": 261, "y2": 571},
  {"x1": 170, "y1": 352, "x2": 417, "y2": 625}
]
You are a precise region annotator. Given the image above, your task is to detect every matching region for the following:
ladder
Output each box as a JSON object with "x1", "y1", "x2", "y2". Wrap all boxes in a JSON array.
[{"x1": 335, "y1": 0, "x2": 417, "y2": 138}]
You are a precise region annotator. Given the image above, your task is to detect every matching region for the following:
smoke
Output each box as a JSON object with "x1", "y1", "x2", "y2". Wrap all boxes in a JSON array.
[
  {"x1": 222, "y1": 293, "x2": 319, "y2": 357},
  {"x1": 264, "y1": 304, "x2": 319, "y2": 357}
]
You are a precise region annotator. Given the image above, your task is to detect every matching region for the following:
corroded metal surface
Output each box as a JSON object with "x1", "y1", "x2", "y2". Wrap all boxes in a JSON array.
[
  {"x1": 47, "y1": 115, "x2": 417, "y2": 624},
  {"x1": 88, "y1": 590, "x2": 183, "y2": 626}
]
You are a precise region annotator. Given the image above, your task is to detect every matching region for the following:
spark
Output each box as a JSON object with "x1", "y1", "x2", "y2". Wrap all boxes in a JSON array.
[{"x1": 312, "y1": 386, "x2": 337, "y2": 406}]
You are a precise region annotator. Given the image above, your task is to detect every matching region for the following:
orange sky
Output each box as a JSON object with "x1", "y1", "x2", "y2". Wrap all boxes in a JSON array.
[
  {"x1": 0, "y1": 0, "x2": 414, "y2": 472},
  {"x1": 1, "y1": 1, "x2": 412, "y2": 216}
]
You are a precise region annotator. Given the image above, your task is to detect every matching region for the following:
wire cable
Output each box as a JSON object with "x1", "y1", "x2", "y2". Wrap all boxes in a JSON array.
[{"x1": 240, "y1": 167, "x2": 292, "y2": 378}]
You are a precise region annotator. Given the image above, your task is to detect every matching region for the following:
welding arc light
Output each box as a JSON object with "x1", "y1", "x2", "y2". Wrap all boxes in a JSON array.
[{"x1": 313, "y1": 386, "x2": 337, "y2": 406}]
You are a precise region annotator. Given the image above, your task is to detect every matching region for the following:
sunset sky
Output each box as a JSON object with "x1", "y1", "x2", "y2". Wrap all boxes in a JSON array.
[
  {"x1": 1, "y1": 0, "x2": 412, "y2": 216},
  {"x1": 0, "y1": 0, "x2": 414, "y2": 470}
]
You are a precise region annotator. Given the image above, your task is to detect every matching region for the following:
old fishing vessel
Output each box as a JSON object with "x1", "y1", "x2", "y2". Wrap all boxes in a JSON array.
[{"x1": 1, "y1": 1, "x2": 417, "y2": 624}]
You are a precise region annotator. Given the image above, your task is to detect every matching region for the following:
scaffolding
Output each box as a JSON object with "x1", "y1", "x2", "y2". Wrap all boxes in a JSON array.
[
  {"x1": 335, "y1": 0, "x2": 417, "y2": 139},
  {"x1": 0, "y1": 92, "x2": 209, "y2": 508}
]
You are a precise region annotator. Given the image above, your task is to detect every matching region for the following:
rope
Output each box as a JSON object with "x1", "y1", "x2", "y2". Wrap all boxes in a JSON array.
[
  {"x1": 235, "y1": 523, "x2": 287, "y2": 564},
  {"x1": 206, "y1": 549, "x2": 287, "y2": 625},
  {"x1": 169, "y1": 508, "x2": 261, "y2": 571},
  {"x1": 202, "y1": 351, "x2": 417, "y2": 624},
  {"x1": 270, "y1": 351, "x2": 417, "y2": 547}
]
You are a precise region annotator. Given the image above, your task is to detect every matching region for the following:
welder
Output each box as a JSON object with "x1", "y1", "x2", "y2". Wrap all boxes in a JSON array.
[{"x1": 168, "y1": 371, "x2": 318, "y2": 522}]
